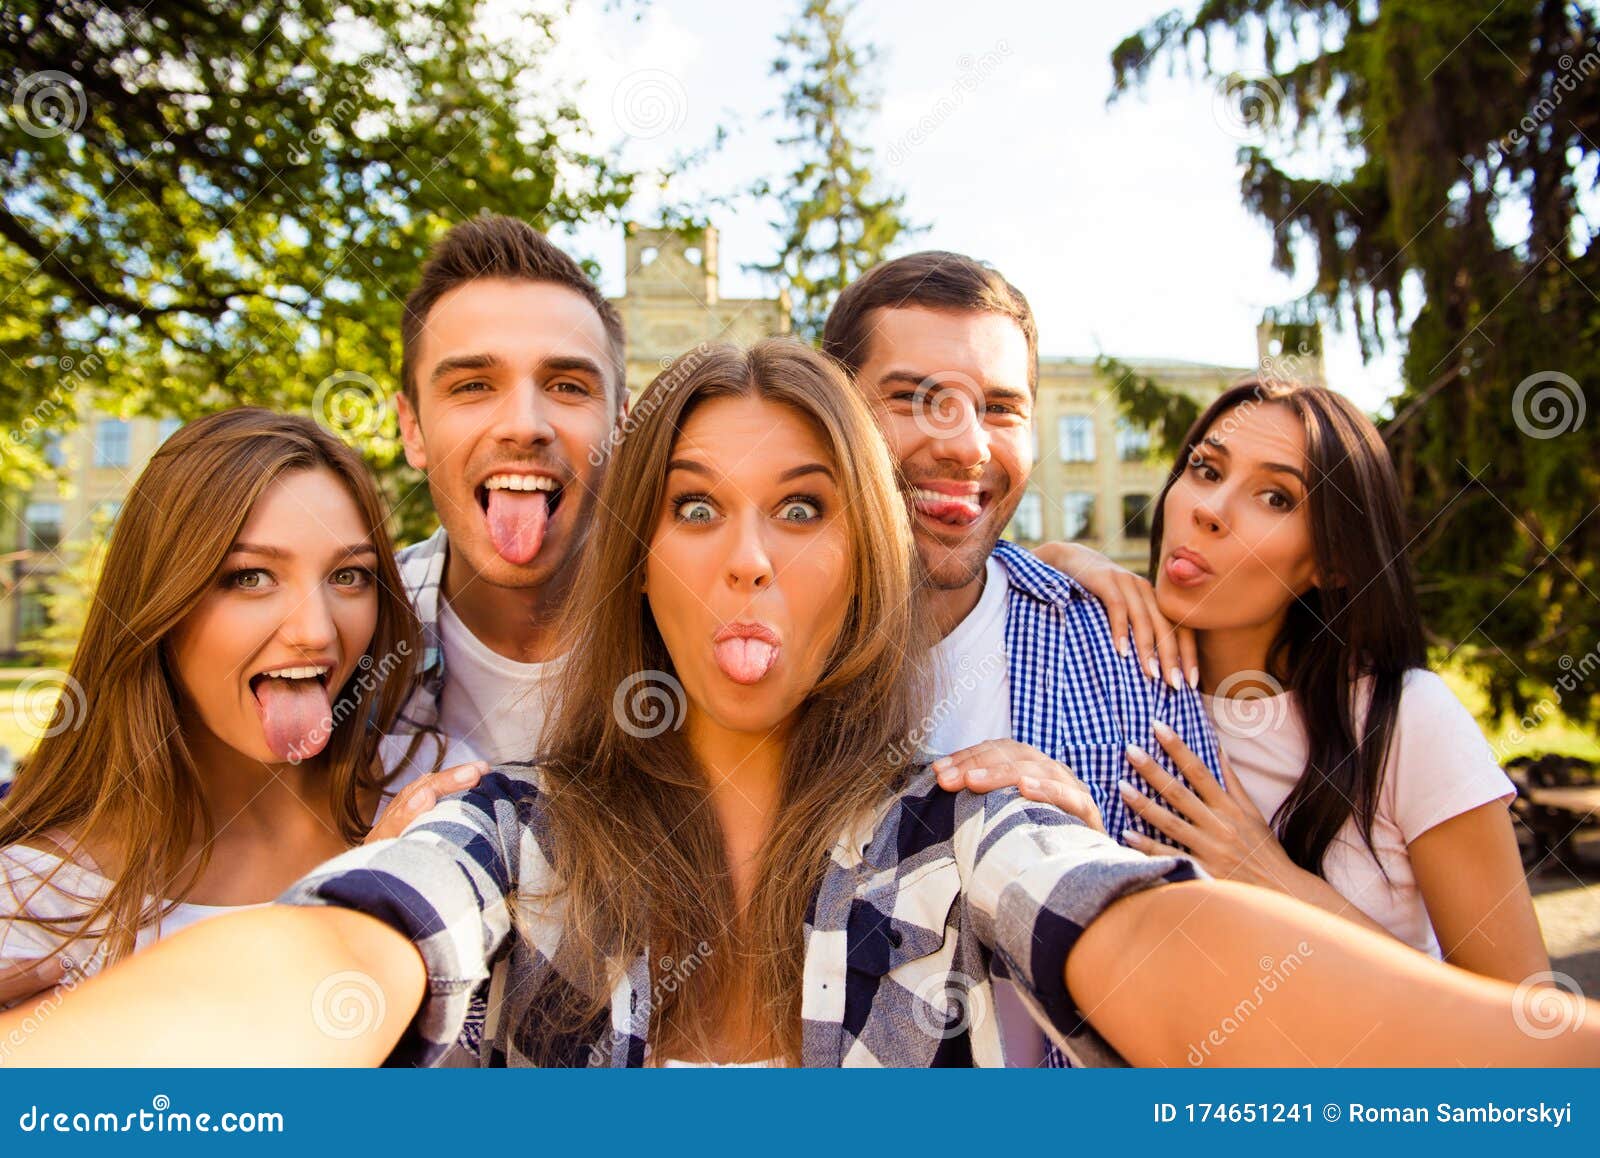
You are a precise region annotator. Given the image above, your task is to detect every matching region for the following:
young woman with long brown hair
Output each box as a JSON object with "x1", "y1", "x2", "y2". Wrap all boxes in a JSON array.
[
  {"x1": 1034, "y1": 378, "x2": 1547, "y2": 985},
  {"x1": 0, "y1": 409, "x2": 480, "y2": 989},
  {"x1": 2, "y1": 346, "x2": 1593, "y2": 1065}
]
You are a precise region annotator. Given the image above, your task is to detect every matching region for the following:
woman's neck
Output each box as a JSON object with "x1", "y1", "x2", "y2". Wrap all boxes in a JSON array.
[
  {"x1": 1195, "y1": 617, "x2": 1287, "y2": 696},
  {"x1": 684, "y1": 710, "x2": 788, "y2": 905}
]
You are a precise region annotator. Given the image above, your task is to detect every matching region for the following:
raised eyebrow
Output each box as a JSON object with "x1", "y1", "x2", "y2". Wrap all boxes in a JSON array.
[
  {"x1": 1261, "y1": 462, "x2": 1309, "y2": 484},
  {"x1": 429, "y1": 352, "x2": 504, "y2": 384},
  {"x1": 542, "y1": 355, "x2": 605, "y2": 380},
  {"x1": 665, "y1": 459, "x2": 834, "y2": 485},
  {"x1": 777, "y1": 462, "x2": 835, "y2": 484},
  {"x1": 227, "y1": 542, "x2": 286, "y2": 559},
  {"x1": 665, "y1": 458, "x2": 714, "y2": 479}
]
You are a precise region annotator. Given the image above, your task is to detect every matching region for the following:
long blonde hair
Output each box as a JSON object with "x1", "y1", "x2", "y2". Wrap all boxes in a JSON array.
[
  {"x1": 1, "y1": 408, "x2": 424, "y2": 961},
  {"x1": 528, "y1": 339, "x2": 930, "y2": 1064}
]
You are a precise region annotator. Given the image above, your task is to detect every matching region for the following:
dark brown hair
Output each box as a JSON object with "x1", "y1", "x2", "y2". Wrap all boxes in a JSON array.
[
  {"x1": 821, "y1": 251, "x2": 1039, "y2": 393},
  {"x1": 527, "y1": 339, "x2": 932, "y2": 1065},
  {"x1": 1148, "y1": 377, "x2": 1426, "y2": 875},
  {"x1": 0, "y1": 409, "x2": 427, "y2": 962},
  {"x1": 400, "y1": 215, "x2": 626, "y2": 403}
]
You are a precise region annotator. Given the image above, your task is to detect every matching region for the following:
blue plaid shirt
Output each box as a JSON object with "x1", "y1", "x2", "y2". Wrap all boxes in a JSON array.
[
  {"x1": 989, "y1": 540, "x2": 1222, "y2": 838},
  {"x1": 984, "y1": 541, "x2": 1221, "y2": 1068}
]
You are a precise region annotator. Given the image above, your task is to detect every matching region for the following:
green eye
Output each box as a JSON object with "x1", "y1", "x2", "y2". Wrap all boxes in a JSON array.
[
  {"x1": 778, "y1": 500, "x2": 820, "y2": 522},
  {"x1": 677, "y1": 499, "x2": 715, "y2": 523}
]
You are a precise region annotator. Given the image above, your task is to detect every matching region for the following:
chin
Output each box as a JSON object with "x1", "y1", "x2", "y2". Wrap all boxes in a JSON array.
[{"x1": 704, "y1": 689, "x2": 800, "y2": 735}]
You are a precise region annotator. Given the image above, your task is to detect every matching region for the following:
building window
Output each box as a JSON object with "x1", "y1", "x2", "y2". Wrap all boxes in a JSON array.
[
  {"x1": 1063, "y1": 492, "x2": 1096, "y2": 540},
  {"x1": 43, "y1": 433, "x2": 66, "y2": 468},
  {"x1": 1058, "y1": 415, "x2": 1095, "y2": 463},
  {"x1": 23, "y1": 501, "x2": 63, "y2": 553},
  {"x1": 1122, "y1": 493, "x2": 1153, "y2": 540},
  {"x1": 1116, "y1": 418, "x2": 1152, "y2": 462},
  {"x1": 158, "y1": 417, "x2": 184, "y2": 443},
  {"x1": 19, "y1": 589, "x2": 50, "y2": 637},
  {"x1": 1009, "y1": 493, "x2": 1043, "y2": 542},
  {"x1": 94, "y1": 419, "x2": 131, "y2": 468}
]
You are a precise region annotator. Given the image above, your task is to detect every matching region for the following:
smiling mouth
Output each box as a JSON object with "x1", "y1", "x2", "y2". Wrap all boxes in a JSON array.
[
  {"x1": 909, "y1": 486, "x2": 988, "y2": 528},
  {"x1": 476, "y1": 473, "x2": 567, "y2": 566}
]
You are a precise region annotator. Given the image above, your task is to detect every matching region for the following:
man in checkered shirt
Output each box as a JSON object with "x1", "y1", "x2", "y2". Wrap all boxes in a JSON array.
[{"x1": 820, "y1": 253, "x2": 1225, "y2": 1065}]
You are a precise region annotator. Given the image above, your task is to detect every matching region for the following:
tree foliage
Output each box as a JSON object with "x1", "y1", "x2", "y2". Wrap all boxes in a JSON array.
[
  {"x1": 1, "y1": 0, "x2": 634, "y2": 530},
  {"x1": 752, "y1": 0, "x2": 919, "y2": 339},
  {"x1": 1111, "y1": 0, "x2": 1600, "y2": 723}
]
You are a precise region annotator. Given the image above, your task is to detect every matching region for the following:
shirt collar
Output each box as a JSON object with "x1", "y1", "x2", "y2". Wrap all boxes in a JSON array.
[{"x1": 989, "y1": 539, "x2": 1091, "y2": 608}]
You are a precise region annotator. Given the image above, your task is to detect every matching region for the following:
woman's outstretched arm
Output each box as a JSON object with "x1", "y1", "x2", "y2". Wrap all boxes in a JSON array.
[
  {"x1": 0, "y1": 905, "x2": 423, "y2": 1065},
  {"x1": 1069, "y1": 878, "x2": 1598, "y2": 1066}
]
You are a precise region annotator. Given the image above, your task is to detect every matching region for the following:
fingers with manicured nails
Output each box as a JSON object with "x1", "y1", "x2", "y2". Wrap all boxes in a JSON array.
[
  {"x1": 1176, "y1": 625, "x2": 1200, "y2": 691},
  {"x1": 0, "y1": 955, "x2": 65, "y2": 1005},
  {"x1": 1100, "y1": 577, "x2": 1132, "y2": 659},
  {"x1": 1116, "y1": 574, "x2": 1155, "y2": 675},
  {"x1": 1123, "y1": 740, "x2": 1211, "y2": 823},
  {"x1": 1117, "y1": 778, "x2": 1203, "y2": 849},
  {"x1": 1217, "y1": 749, "x2": 1267, "y2": 821},
  {"x1": 1017, "y1": 776, "x2": 1105, "y2": 833},
  {"x1": 933, "y1": 740, "x2": 1016, "y2": 790},
  {"x1": 1122, "y1": 829, "x2": 1187, "y2": 858},
  {"x1": 1150, "y1": 721, "x2": 1227, "y2": 806},
  {"x1": 367, "y1": 761, "x2": 488, "y2": 844}
]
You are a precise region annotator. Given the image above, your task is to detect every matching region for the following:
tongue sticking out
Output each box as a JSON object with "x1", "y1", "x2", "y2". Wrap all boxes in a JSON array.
[
  {"x1": 253, "y1": 678, "x2": 334, "y2": 762},
  {"x1": 486, "y1": 489, "x2": 550, "y2": 566},
  {"x1": 713, "y1": 638, "x2": 780, "y2": 685}
]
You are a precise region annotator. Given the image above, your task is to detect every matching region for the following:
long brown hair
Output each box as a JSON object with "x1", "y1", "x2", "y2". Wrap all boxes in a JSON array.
[
  {"x1": 1148, "y1": 378, "x2": 1426, "y2": 875},
  {"x1": 0, "y1": 408, "x2": 425, "y2": 961},
  {"x1": 528, "y1": 339, "x2": 930, "y2": 1064}
]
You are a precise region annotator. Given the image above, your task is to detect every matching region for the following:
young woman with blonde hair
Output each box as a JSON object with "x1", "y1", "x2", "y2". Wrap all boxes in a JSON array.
[{"x1": 0, "y1": 409, "x2": 479, "y2": 992}]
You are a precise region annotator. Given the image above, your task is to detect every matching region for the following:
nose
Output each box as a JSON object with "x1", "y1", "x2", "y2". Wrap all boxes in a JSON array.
[
  {"x1": 1190, "y1": 493, "x2": 1226, "y2": 535},
  {"x1": 724, "y1": 509, "x2": 775, "y2": 591},
  {"x1": 492, "y1": 380, "x2": 555, "y2": 448},
  {"x1": 279, "y1": 586, "x2": 339, "y2": 655},
  {"x1": 927, "y1": 390, "x2": 990, "y2": 472}
]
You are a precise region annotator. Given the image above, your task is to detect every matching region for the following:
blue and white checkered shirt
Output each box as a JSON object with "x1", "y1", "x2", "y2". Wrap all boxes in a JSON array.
[
  {"x1": 280, "y1": 764, "x2": 1199, "y2": 1067},
  {"x1": 988, "y1": 540, "x2": 1223, "y2": 838}
]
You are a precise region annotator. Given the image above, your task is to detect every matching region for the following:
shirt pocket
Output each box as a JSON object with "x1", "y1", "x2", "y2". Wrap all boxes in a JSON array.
[
  {"x1": 845, "y1": 856, "x2": 961, "y2": 976},
  {"x1": 1055, "y1": 742, "x2": 1131, "y2": 815}
]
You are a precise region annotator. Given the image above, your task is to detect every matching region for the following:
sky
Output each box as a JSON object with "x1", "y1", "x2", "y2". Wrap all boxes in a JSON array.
[{"x1": 532, "y1": 0, "x2": 1405, "y2": 414}]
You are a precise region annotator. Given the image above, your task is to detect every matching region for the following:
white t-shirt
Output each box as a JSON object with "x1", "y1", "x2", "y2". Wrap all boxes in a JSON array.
[
  {"x1": 921, "y1": 555, "x2": 1013, "y2": 757},
  {"x1": 0, "y1": 730, "x2": 469, "y2": 981},
  {"x1": 435, "y1": 600, "x2": 559, "y2": 767},
  {"x1": 1207, "y1": 668, "x2": 1515, "y2": 957}
]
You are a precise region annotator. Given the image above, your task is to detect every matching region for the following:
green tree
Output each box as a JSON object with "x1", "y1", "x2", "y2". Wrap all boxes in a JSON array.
[
  {"x1": 753, "y1": 0, "x2": 918, "y2": 339},
  {"x1": 1, "y1": 0, "x2": 634, "y2": 528},
  {"x1": 1110, "y1": 1, "x2": 1600, "y2": 723}
]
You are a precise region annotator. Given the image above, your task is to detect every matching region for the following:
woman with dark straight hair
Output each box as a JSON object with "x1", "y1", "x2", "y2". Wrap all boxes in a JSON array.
[{"x1": 1037, "y1": 377, "x2": 1547, "y2": 984}]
